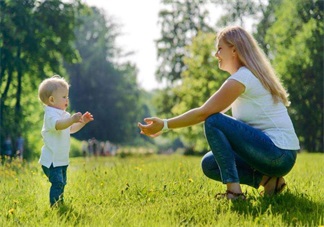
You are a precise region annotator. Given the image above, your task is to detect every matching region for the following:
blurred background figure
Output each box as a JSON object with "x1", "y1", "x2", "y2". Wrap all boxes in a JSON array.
[
  {"x1": 92, "y1": 138, "x2": 98, "y2": 157},
  {"x1": 87, "y1": 139, "x2": 93, "y2": 156},
  {"x1": 81, "y1": 140, "x2": 88, "y2": 157},
  {"x1": 16, "y1": 134, "x2": 25, "y2": 160},
  {"x1": 99, "y1": 141, "x2": 105, "y2": 156},
  {"x1": 104, "y1": 140, "x2": 111, "y2": 156},
  {"x1": 3, "y1": 135, "x2": 13, "y2": 160}
]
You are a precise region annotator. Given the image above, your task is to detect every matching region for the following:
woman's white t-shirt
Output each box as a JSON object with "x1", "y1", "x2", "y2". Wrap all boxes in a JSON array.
[
  {"x1": 228, "y1": 67, "x2": 300, "y2": 150},
  {"x1": 39, "y1": 106, "x2": 71, "y2": 168}
]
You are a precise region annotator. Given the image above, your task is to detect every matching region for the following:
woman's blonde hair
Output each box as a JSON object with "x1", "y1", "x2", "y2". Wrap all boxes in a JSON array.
[
  {"x1": 216, "y1": 26, "x2": 290, "y2": 106},
  {"x1": 38, "y1": 75, "x2": 69, "y2": 105}
]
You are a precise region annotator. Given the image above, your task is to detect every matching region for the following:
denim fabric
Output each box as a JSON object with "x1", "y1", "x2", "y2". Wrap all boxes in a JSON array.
[
  {"x1": 201, "y1": 113, "x2": 297, "y2": 188},
  {"x1": 42, "y1": 164, "x2": 68, "y2": 206}
]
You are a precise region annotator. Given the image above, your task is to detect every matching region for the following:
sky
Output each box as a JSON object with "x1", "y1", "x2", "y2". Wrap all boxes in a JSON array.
[{"x1": 83, "y1": 0, "x2": 163, "y2": 91}]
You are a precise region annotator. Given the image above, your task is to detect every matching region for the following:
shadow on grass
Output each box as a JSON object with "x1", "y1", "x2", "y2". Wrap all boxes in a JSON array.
[
  {"x1": 231, "y1": 191, "x2": 324, "y2": 226},
  {"x1": 47, "y1": 203, "x2": 86, "y2": 225}
]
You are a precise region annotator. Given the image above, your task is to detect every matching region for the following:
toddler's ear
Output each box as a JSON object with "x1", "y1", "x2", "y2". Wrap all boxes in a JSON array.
[{"x1": 48, "y1": 96, "x2": 54, "y2": 104}]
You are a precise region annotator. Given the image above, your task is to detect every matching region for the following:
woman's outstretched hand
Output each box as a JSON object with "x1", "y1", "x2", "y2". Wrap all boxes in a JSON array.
[{"x1": 138, "y1": 117, "x2": 164, "y2": 138}]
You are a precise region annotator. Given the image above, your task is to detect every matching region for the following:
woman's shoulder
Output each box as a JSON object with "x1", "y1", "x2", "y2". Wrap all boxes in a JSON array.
[
  {"x1": 236, "y1": 66, "x2": 255, "y2": 77},
  {"x1": 229, "y1": 67, "x2": 255, "y2": 84}
]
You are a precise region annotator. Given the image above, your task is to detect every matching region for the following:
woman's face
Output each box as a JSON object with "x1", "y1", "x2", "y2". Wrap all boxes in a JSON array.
[{"x1": 215, "y1": 38, "x2": 238, "y2": 74}]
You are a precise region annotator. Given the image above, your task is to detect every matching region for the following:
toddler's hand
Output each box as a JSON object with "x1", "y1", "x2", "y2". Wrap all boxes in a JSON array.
[
  {"x1": 80, "y1": 111, "x2": 94, "y2": 124},
  {"x1": 71, "y1": 112, "x2": 82, "y2": 123}
]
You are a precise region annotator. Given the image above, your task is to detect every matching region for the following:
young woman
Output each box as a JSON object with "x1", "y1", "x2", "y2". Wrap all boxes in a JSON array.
[{"x1": 138, "y1": 26, "x2": 299, "y2": 200}]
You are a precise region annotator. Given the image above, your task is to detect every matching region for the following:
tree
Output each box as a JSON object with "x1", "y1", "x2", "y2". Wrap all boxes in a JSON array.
[
  {"x1": 154, "y1": 0, "x2": 214, "y2": 142},
  {"x1": 156, "y1": 0, "x2": 213, "y2": 84},
  {"x1": 253, "y1": 0, "x2": 283, "y2": 55},
  {"x1": 166, "y1": 32, "x2": 228, "y2": 151},
  {"x1": 0, "y1": 0, "x2": 81, "y2": 157},
  {"x1": 265, "y1": 0, "x2": 323, "y2": 151},
  {"x1": 211, "y1": 0, "x2": 260, "y2": 27},
  {"x1": 65, "y1": 6, "x2": 144, "y2": 144}
]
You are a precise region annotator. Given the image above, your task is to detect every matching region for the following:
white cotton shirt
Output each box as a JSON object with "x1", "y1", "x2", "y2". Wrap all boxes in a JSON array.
[
  {"x1": 39, "y1": 106, "x2": 71, "y2": 168},
  {"x1": 228, "y1": 67, "x2": 300, "y2": 150}
]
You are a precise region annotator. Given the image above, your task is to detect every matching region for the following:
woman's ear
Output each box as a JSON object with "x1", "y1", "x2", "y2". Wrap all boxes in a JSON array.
[{"x1": 232, "y1": 48, "x2": 237, "y2": 56}]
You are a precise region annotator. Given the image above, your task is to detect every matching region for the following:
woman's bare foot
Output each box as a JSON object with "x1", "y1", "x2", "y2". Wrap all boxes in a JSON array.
[{"x1": 261, "y1": 176, "x2": 286, "y2": 195}]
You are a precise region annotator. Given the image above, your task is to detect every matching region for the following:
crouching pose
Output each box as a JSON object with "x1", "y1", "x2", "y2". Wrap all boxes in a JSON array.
[{"x1": 138, "y1": 26, "x2": 299, "y2": 200}]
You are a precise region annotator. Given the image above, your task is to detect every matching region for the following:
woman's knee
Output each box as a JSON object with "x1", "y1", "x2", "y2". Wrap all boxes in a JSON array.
[
  {"x1": 204, "y1": 113, "x2": 223, "y2": 130},
  {"x1": 201, "y1": 152, "x2": 222, "y2": 182},
  {"x1": 204, "y1": 113, "x2": 225, "y2": 139},
  {"x1": 201, "y1": 152, "x2": 217, "y2": 177}
]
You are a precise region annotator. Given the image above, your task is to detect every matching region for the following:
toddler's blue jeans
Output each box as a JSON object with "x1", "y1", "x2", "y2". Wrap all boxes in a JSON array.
[
  {"x1": 42, "y1": 164, "x2": 68, "y2": 206},
  {"x1": 201, "y1": 113, "x2": 297, "y2": 188}
]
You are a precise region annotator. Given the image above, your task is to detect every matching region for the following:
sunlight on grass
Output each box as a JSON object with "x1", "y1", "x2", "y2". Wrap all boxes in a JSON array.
[{"x1": 0, "y1": 153, "x2": 323, "y2": 226}]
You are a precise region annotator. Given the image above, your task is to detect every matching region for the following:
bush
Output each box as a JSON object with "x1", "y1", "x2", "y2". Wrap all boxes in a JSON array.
[{"x1": 70, "y1": 137, "x2": 83, "y2": 157}]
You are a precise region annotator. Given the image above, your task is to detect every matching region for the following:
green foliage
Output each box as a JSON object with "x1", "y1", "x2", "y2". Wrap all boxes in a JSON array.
[
  {"x1": 265, "y1": 0, "x2": 324, "y2": 151},
  {"x1": 65, "y1": 6, "x2": 146, "y2": 144},
  {"x1": 253, "y1": 0, "x2": 283, "y2": 54},
  {"x1": 153, "y1": 32, "x2": 231, "y2": 152},
  {"x1": 0, "y1": 0, "x2": 82, "y2": 154},
  {"x1": 211, "y1": 0, "x2": 261, "y2": 27},
  {"x1": 169, "y1": 32, "x2": 228, "y2": 151},
  {"x1": 70, "y1": 137, "x2": 83, "y2": 158},
  {"x1": 156, "y1": 0, "x2": 213, "y2": 83},
  {"x1": 0, "y1": 153, "x2": 323, "y2": 226},
  {"x1": 0, "y1": 0, "x2": 152, "y2": 158}
]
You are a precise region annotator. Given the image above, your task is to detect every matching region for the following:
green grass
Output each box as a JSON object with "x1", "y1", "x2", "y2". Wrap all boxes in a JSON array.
[{"x1": 1, "y1": 152, "x2": 323, "y2": 227}]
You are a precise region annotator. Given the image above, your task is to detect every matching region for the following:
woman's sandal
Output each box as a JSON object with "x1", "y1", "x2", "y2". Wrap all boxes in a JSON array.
[
  {"x1": 261, "y1": 176, "x2": 287, "y2": 195},
  {"x1": 215, "y1": 190, "x2": 246, "y2": 200}
]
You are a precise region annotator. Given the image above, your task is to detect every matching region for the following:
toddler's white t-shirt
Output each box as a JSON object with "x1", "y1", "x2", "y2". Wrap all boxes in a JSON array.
[{"x1": 39, "y1": 106, "x2": 71, "y2": 168}]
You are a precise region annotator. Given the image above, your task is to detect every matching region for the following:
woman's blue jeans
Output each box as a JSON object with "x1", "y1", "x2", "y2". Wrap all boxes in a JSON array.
[
  {"x1": 42, "y1": 164, "x2": 68, "y2": 206},
  {"x1": 201, "y1": 113, "x2": 297, "y2": 188}
]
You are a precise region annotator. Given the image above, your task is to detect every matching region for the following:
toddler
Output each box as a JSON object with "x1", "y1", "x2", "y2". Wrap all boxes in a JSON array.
[{"x1": 38, "y1": 75, "x2": 94, "y2": 207}]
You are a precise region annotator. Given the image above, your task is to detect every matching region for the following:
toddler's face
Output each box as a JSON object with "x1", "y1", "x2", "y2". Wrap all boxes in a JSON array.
[{"x1": 48, "y1": 86, "x2": 69, "y2": 110}]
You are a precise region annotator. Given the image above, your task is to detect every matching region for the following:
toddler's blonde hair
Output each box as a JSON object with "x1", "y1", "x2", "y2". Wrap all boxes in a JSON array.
[{"x1": 38, "y1": 75, "x2": 69, "y2": 105}]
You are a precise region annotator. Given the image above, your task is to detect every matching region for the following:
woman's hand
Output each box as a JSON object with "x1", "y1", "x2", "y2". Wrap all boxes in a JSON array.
[{"x1": 138, "y1": 117, "x2": 164, "y2": 138}]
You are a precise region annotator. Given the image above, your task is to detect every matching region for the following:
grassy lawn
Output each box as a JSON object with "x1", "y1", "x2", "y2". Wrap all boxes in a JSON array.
[{"x1": 0, "y1": 152, "x2": 323, "y2": 227}]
